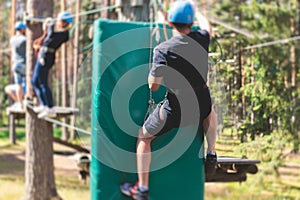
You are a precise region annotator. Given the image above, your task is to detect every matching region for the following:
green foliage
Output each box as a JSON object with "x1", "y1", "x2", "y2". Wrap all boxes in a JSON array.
[
  {"x1": 209, "y1": 0, "x2": 300, "y2": 151},
  {"x1": 75, "y1": 52, "x2": 92, "y2": 131},
  {"x1": 240, "y1": 2, "x2": 292, "y2": 37},
  {"x1": 236, "y1": 132, "x2": 290, "y2": 176}
]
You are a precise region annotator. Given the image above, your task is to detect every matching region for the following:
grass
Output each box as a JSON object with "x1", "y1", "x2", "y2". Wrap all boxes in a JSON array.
[
  {"x1": 0, "y1": 136, "x2": 90, "y2": 200},
  {"x1": 0, "y1": 127, "x2": 299, "y2": 199},
  {"x1": 0, "y1": 177, "x2": 25, "y2": 200},
  {"x1": 0, "y1": 126, "x2": 90, "y2": 200},
  {"x1": 0, "y1": 168, "x2": 90, "y2": 200},
  {"x1": 55, "y1": 176, "x2": 90, "y2": 200},
  {"x1": 205, "y1": 129, "x2": 300, "y2": 200}
]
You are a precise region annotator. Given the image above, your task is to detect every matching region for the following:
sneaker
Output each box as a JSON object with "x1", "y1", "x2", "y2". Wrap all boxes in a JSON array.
[
  {"x1": 33, "y1": 105, "x2": 45, "y2": 113},
  {"x1": 120, "y1": 182, "x2": 148, "y2": 200},
  {"x1": 205, "y1": 152, "x2": 218, "y2": 176},
  {"x1": 11, "y1": 102, "x2": 22, "y2": 109},
  {"x1": 23, "y1": 99, "x2": 36, "y2": 107},
  {"x1": 38, "y1": 107, "x2": 57, "y2": 118}
]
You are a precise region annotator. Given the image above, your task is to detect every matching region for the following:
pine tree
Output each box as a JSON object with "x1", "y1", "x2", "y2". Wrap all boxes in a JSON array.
[{"x1": 24, "y1": 0, "x2": 61, "y2": 199}]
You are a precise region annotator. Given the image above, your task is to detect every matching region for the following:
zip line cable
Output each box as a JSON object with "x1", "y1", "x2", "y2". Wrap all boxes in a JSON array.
[
  {"x1": 244, "y1": 35, "x2": 300, "y2": 50},
  {"x1": 24, "y1": 5, "x2": 118, "y2": 23}
]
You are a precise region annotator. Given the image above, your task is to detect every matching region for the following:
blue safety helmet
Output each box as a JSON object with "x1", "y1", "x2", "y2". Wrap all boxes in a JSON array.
[
  {"x1": 168, "y1": 1, "x2": 194, "y2": 24},
  {"x1": 14, "y1": 21, "x2": 26, "y2": 30},
  {"x1": 57, "y1": 11, "x2": 74, "y2": 23}
]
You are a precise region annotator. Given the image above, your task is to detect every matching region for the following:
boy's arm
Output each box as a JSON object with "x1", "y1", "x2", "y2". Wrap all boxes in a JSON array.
[
  {"x1": 195, "y1": 11, "x2": 213, "y2": 37},
  {"x1": 47, "y1": 22, "x2": 55, "y2": 36},
  {"x1": 148, "y1": 74, "x2": 163, "y2": 91}
]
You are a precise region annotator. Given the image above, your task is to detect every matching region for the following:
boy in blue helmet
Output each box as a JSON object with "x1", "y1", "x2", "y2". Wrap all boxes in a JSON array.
[
  {"x1": 32, "y1": 11, "x2": 73, "y2": 118},
  {"x1": 121, "y1": 1, "x2": 218, "y2": 199},
  {"x1": 5, "y1": 21, "x2": 27, "y2": 109}
]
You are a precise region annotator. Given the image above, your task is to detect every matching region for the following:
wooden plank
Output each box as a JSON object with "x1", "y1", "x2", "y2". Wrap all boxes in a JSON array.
[
  {"x1": 9, "y1": 114, "x2": 16, "y2": 144},
  {"x1": 6, "y1": 106, "x2": 80, "y2": 145},
  {"x1": 217, "y1": 156, "x2": 260, "y2": 164},
  {"x1": 206, "y1": 170, "x2": 247, "y2": 182},
  {"x1": 6, "y1": 106, "x2": 79, "y2": 116},
  {"x1": 6, "y1": 106, "x2": 26, "y2": 116}
]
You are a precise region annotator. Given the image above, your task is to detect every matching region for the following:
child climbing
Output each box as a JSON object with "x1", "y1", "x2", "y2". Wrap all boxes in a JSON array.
[
  {"x1": 120, "y1": 1, "x2": 218, "y2": 199},
  {"x1": 5, "y1": 21, "x2": 27, "y2": 109},
  {"x1": 32, "y1": 11, "x2": 73, "y2": 118}
]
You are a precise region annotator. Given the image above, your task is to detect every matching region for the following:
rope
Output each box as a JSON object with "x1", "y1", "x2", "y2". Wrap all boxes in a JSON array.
[
  {"x1": 24, "y1": 5, "x2": 118, "y2": 23},
  {"x1": 144, "y1": 0, "x2": 157, "y2": 122},
  {"x1": 44, "y1": 117, "x2": 91, "y2": 135}
]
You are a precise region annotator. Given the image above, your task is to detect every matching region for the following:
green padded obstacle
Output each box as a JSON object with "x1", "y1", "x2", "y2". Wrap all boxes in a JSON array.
[{"x1": 91, "y1": 19, "x2": 205, "y2": 200}]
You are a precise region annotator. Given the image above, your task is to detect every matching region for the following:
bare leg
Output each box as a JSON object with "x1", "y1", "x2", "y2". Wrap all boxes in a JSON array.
[
  {"x1": 16, "y1": 84, "x2": 23, "y2": 106},
  {"x1": 137, "y1": 127, "x2": 155, "y2": 188},
  {"x1": 5, "y1": 85, "x2": 18, "y2": 102},
  {"x1": 203, "y1": 106, "x2": 218, "y2": 153}
]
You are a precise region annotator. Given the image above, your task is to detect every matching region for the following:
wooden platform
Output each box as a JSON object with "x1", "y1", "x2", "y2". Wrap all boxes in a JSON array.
[
  {"x1": 6, "y1": 106, "x2": 79, "y2": 144},
  {"x1": 205, "y1": 156, "x2": 260, "y2": 182},
  {"x1": 67, "y1": 155, "x2": 260, "y2": 183},
  {"x1": 6, "y1": 106, "x2": 79, "y2": 116}
]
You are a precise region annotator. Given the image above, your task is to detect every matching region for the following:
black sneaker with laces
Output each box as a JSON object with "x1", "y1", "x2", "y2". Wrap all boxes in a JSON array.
[
  {"x1": 120, "y1": 182, "x2": 148, "y2": 200},
  {"x1": 205, "y1": 152, "x2": 218, "y2": 176}
]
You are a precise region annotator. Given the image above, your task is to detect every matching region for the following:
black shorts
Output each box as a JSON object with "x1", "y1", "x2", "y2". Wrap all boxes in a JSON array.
[{"x1": 143, "y1": 88, "x2": 212, "y2": 136}]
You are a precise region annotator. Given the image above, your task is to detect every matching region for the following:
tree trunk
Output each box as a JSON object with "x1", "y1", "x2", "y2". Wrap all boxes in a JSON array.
[
  {"x1": 70, "y1": 0, "x2": 80, "y2": 140},
  {"x1": 25, "y1": 110, "x2": 58, "y2": 199},
  {"x1": 25, "y1": 0, "x2": 60, "y2": 199},
  {"x1": 290, "y1": 16, "x2": 299, "y2": 153},
  {"x1": 61, "y1": 0, "x2": 69, "y2": 141},
  {"x1": 9, "y1": 0, "x2": 16, "y2": 101}
]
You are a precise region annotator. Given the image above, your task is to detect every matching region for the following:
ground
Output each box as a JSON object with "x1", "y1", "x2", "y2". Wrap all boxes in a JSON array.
[
  {"x1": 0, "y1": 141, "x2": 90, "y2": 200},
  {"x1": 0, "y1": 132, "x2": 299, "y2": 200}
]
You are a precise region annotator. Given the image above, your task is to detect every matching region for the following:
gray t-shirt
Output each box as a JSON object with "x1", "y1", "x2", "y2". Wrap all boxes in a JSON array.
[
  {"x1": 151, "y1": 30, "x2": 210, "y2": 91},
  {"x1": 10, "y1": 33, "x2": 26, "y2": 65}
]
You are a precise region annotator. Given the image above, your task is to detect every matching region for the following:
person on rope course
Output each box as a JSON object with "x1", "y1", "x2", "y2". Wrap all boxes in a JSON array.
[
  {"x1": 33, "y1": 17, "x2": 53, "y2": 58},
  {"x1": 121, "y1": 1, "x2": 218, "y2": 199},
  {"x1": 5, "y1": 21, "x2": 27, "y2": 110},
  {"x1": 31, "y1": 11, "x2": 73, "y2": 118}
]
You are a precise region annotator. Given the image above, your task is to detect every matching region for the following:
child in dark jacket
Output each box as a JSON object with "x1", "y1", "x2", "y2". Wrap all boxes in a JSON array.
[{"x1": 32, "y1": 11, "x2": 73, "y2": 118}]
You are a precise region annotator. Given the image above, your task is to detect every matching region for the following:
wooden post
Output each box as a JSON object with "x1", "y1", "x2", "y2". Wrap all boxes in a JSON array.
[
  {"x1": 101, "y1": 0, "x2": 110, "y2": 19},
  {"x1": 9, "y1": 0, "x2": 16, "y2": 98},
  {"x1": 24, "y1": 0, "x2": 60, "y2": 199},
  {"x1": 250, "y1": 48, "x2": 255, "y2": 128},
  {"x1": 9, "y1": 114, "x2": 16, "y2": 145},
  {"x1": 290, "y1": 17, "x2": 296, "y2": 88},
  {"x1": 54, "y1": 0, "x2": 60, "y2": 108},
  {"x1": 61, "y1": 0, "x2": 69, "y2": 141},
  {"x1": 70, "y1": 0, "x2": 80, "y2": 140},
  {"x1": 240, "y1": 46, "x2": 245, "y2": 120},
  {"x1": 10, "y1": 0, "x2": 16, "y2": 42},
  {"x1": 290, "y1": 15, "x2": 299, "y2": 153}
]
